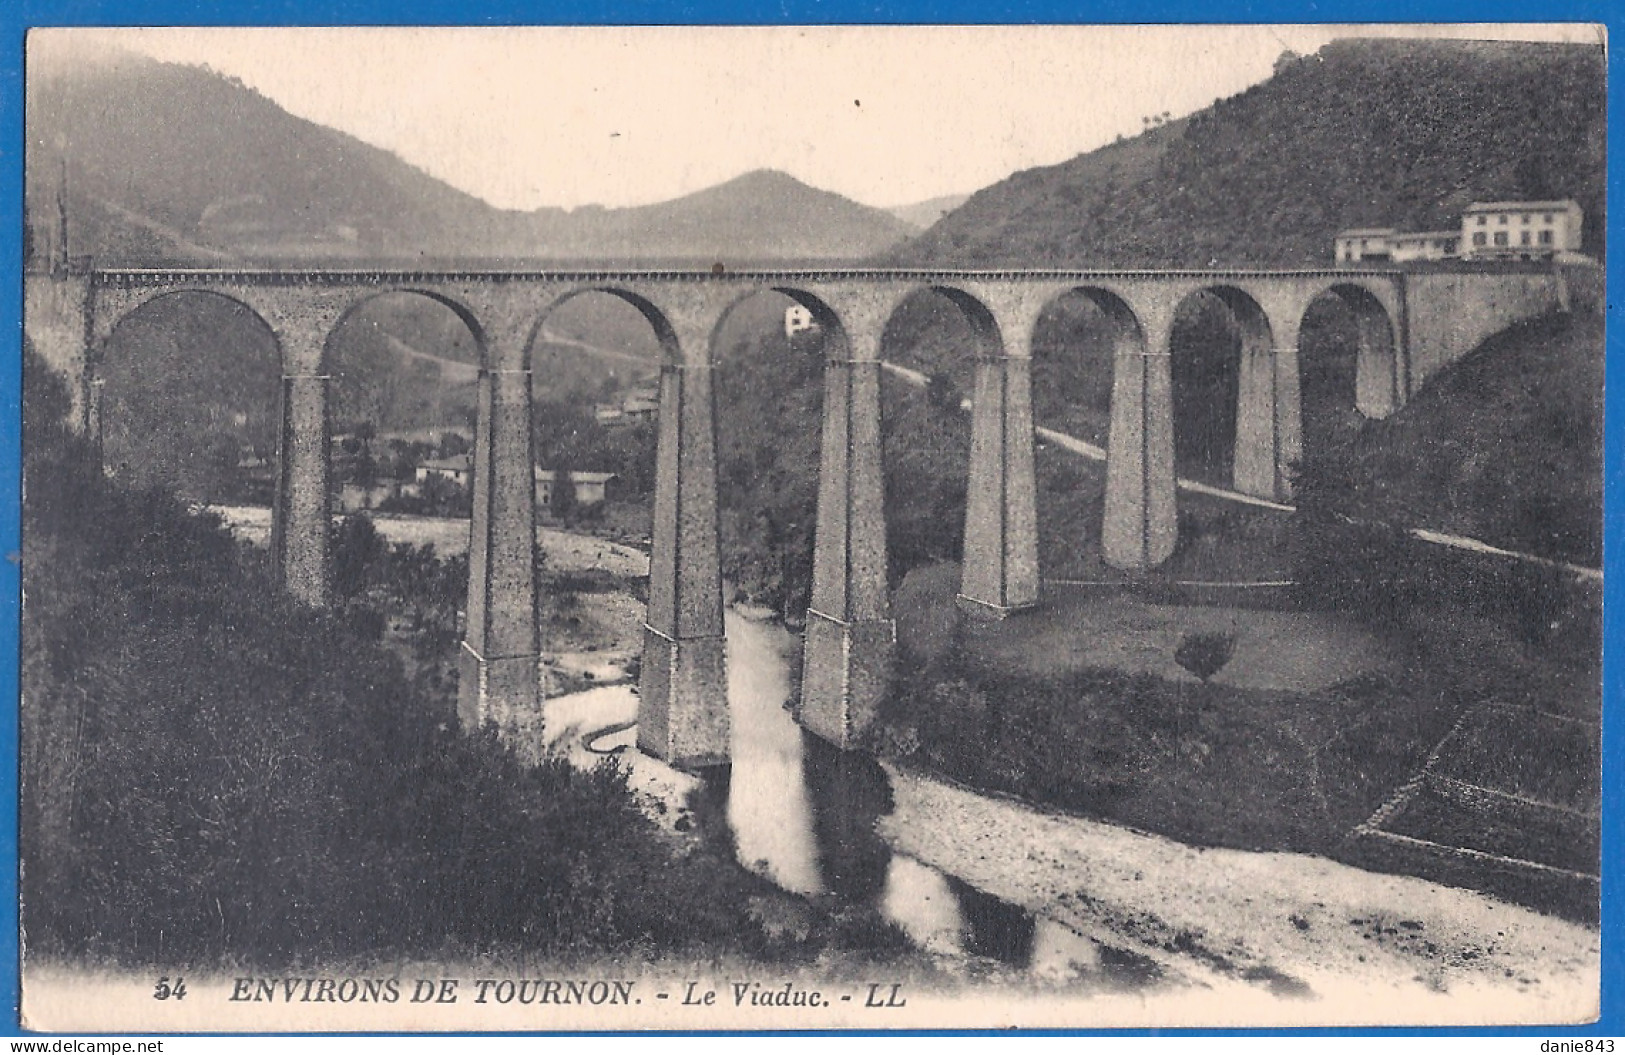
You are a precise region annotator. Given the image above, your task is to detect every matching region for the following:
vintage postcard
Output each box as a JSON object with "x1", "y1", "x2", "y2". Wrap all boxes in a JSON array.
[{"x1": 16, "y1": 24, "x2": 1607, "y2": 1032}]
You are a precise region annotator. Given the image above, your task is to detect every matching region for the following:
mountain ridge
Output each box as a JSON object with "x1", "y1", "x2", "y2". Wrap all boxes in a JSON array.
[{"x1": 26, "y1": 51, "x2": 917, "y2": 267}]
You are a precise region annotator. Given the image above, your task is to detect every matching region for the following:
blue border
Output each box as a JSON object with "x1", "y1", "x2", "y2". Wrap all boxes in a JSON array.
[{"x1": 2, "y1": 0, "x2": 1619, "y2": 1039}]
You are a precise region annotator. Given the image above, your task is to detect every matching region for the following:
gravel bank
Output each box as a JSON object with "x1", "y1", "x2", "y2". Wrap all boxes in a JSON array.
[{"x1": 878, "y1": 764, "x2": 1599, "y2": 1025}]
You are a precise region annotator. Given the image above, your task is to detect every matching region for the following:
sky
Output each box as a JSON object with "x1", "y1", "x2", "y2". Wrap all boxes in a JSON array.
[{"x1": 31, "y1": 24, "x2": 1605, "y2": 211}]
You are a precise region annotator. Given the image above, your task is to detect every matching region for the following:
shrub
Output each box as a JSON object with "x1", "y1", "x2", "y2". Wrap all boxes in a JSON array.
[
  {"x1": 1174, "y1": 631, "x2": 1236, "y2": 684},
  {"x1": 331, "y1": 513, "x2": 386, "y2": 599}
]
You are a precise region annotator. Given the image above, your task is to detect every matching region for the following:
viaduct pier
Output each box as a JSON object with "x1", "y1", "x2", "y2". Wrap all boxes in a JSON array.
[{"x1": 25, "y1": 265, "x2": 1568, "y2": 766}]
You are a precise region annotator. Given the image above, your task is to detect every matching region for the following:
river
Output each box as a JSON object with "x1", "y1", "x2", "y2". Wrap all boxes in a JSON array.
[
  {"x1": 200, "y1": 503, "x2": 1596, "y2": 1015},
  {"x1": 711, "y1": 612, "x2": 1133, "y2": 982},
  {"x1": 563, "y1": 610, "x2": 1152, "y2": 987},
  {"x1": 560, "y1": 608, "x2": 1599, "y2": 1020}
]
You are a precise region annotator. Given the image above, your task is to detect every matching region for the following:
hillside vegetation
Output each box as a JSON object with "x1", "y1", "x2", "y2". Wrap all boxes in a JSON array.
[
  {"x1": 27, "y1": 52, "x2": 497, "y2": 264},
  {"x1": 516, "y1": 170, "x2": 919, "y2": 264},
  {"x1": 23, "y1": 346, "x2": 929, "y2": 968},
  {"x1": 1303, "y1": 306, "x2": 1604, "y2": 567},
  {"x1": 20, "y1": 347, "x2": 760, "y2": 964},
  {"x1": 895, "y1": 39, "x2": 1604, "y2": 267},
  {"x1": 27, "y1": 52, "x2": 917, "y2": 266}
]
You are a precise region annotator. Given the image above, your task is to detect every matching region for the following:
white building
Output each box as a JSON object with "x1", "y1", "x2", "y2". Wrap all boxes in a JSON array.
[
  {"x1": 415, "y1": 454, "x2": 472, "y2": 488},
  {"x1": 535, "y1": 469, "x2": 617, "y2": 510},
  {"x1": 595, "y1": 385, "x2": 660, "y2": 427},
  {"x1": 1337, "y1": 199, "x2": 1584, "y2": 265},
  {"x1": 1460, "y1": 200, "x2": 1584, "y2": 261},
  {"x1": 1334, "y1": 228, "x2": 1396, "y2": 263},
  {"x1": 1388, "y1": 230, "x2": 1461, "y2": 262},
  {"x1": 621, "y1": 389, "x2": 660, "y2": 424},
  {"x1": 406, "y1": 456, "x2": 616, "y2": 511},
  {"x1": 784, "y1": 304, "x2": 816, "y2": 338}
]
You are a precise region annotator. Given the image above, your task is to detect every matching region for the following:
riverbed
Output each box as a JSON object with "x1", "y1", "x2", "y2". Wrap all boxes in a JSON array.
[
  {"x1": 545, "y1": 610, "x2": 1600, "y2": 1027},
  {"x1": 204, "y1": 505, "x2": 650, "y2": 577},
  {"x1": 206, "y1": 506, "x2": 1600, "y2": 1024}
]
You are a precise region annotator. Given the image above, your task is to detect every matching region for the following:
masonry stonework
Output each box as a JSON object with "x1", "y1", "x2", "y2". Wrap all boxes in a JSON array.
[
  {"x1": 1404, "y1": 271, "x2": 1563, "y2": 392},
  {"x1": 22, "y1": 272, "x2": 91, "y2": 430},
  {"x1": 802, "y1": 344, "x2": 894, "y2": 749},
  {"x1": 46, "y1": 266, "x2": 1561, "y2": 763},
  {"x1": 960, "y1": 351, "x2": 1040, "y2": 613},
  {"x1": 637, "y1": 349, "x2": 729, "y2": 769}
]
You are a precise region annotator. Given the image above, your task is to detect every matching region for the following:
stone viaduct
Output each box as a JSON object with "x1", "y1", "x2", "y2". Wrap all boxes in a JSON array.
[{"x1": 24, "y1": 265, "x2": 1567, "y2": 767}]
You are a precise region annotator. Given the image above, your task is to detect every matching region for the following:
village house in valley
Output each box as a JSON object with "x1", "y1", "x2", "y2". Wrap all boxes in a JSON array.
[
  {"x1": 1460, "y1": 200, "x2": 1585, "y2": 259},
  {"x1": 415, "y1": 454, "x2": 615, "y2": 512},
  {"x1": 1335, "y1": 199, "x2": 1584, "y2": 263}
]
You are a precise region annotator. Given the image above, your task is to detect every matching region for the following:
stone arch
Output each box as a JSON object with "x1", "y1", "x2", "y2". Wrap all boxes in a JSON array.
[
  {"x1": 523, "y1": 288, "x2": 671, "y2": 543},
  {"x1": 870, "y1": 285, "x2": 1000, "y2": 598},
  {"x1": 525, "y1": 286, "x2": 675, "y2": 457},
  {"x1": 1030, "y1": 285, "x2": 1147, "y2": 446},
  {"x1": 1168, "y1": 285, "x2": 1274, "y2": 493},
  {"x1": 534, "y1": 286, "x2": 683, "y2": 366},
  {"x1": 92, "y1": 287, "x2": 282, "y2": 369},
  {"x1": 1301, "y1": 282, "x2": 1402, "y2": 422},
  {"x1": 317, "y1": 289, "x2": 489, "y2": 532},
  {"x1": 1203, "y1": 285, "x2": 1275, "y2": 346},
  {"x1": 873, "y1": 282, "x2": 1003, "y2": 406},
  {"x1": 1028, "y1": 285, "x2": 1148, "y2": 575},
  {"x1": 1058, "y1": 285, "x2": 1148, "y2": 352},
  {"x1": 93, "y1": 288, "x2": 283, "y2": 504},
  {"x1": 929, "y1": 285, "x2": 1003, "y2": 355},
  {"x1": 889, "y1": 283, "x2": 1006, "y2": 361},
  {"x1": 319, "y1": 287, "x2": 489, "y2": 374}
]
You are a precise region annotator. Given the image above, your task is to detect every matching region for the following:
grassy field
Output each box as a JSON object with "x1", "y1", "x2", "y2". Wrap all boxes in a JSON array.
[
  {"x1": 877, "y1": 562, "x2": 1551, "y2": 859},
  {"x1": 902, "y1": 570, "x2": 1388, "y2": 695}
]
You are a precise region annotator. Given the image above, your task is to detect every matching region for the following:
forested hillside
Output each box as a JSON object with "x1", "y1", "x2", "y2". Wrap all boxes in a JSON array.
[
  {"x1": 1303, "y1": 304, "x2": 1604, "y2": 567},
  {"x1": 26, "y1": 51, "x2": 500, "y2": 263},
  {"x1": 27, "y1": 51, "x2": 917, "y2": 266},
  {"x1": 896, "y1": 39, "x2": 1605, "y2": 267}
]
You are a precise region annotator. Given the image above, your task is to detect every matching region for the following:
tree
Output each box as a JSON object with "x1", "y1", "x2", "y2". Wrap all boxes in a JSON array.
[
  {"x1": 418, "y1": 472, "x2": 470, "y2": 517},
  {"x1": 438, "y1": 431, "x2": 471, "y2": 458},
  {"x1": 19, "y1": 390, "x2": 768, "y2": 966},
  {"x1": 549, "y1": 467, "x2": 578, "y2": 525},
  {"x1": 331, "y1": 514, "x2": 386, "y2": 600},
  {"x1": 1175, "y1": 631, "x2": 1236, "y2": 684},
  {"x1": 23, "y1": 337, "x2": 74, "y2": 449}
]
